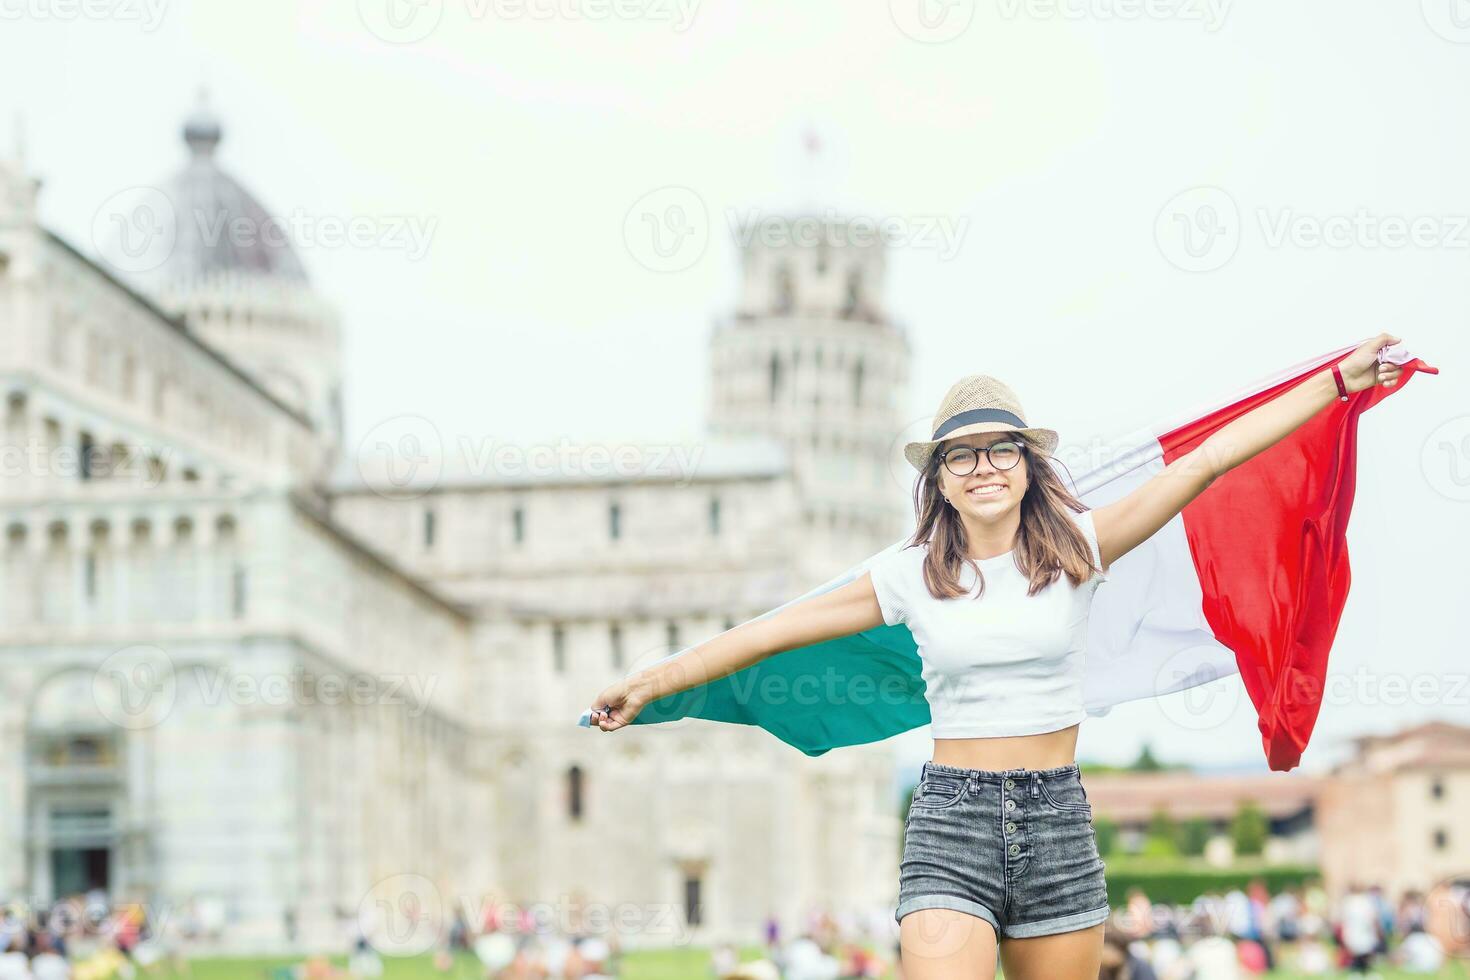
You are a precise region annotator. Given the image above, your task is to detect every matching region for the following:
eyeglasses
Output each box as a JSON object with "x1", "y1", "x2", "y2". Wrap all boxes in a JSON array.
[{"x1": 937, "y1": 440, "x2": 1025, "y2": 477}]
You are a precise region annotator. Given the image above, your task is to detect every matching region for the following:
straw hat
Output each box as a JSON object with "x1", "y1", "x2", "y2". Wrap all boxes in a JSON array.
[{"x1": 903, "y1": 374, "x2": 1058, "y2": 472}]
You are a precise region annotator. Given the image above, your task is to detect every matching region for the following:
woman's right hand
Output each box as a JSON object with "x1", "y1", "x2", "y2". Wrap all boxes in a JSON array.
[{"x1": 588, "y1": 676, "x2": 652, "y2": 732}]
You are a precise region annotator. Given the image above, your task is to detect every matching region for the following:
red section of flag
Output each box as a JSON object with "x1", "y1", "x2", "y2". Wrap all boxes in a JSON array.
[{"x1": 1156, "y1": 353, "x2": 1439, "y2": 770}]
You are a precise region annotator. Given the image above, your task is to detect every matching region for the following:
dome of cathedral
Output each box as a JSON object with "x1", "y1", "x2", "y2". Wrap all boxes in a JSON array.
[{"x1": 150, "y1": 102, "x2": 308, "y2": 286}]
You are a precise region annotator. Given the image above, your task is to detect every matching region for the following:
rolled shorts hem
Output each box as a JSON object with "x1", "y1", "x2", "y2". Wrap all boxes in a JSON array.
[
  {"x1": 894, "y1": 894, "x2": 1001, "y2": 936},
  {"x1": 1003, "y1": 903, "x2": 1111, "y2": 938}
]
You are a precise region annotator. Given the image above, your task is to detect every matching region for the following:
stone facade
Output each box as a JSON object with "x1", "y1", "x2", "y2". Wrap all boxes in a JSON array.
[
  {"x1": 0, "y1": 109, "x2": 911, "y2": 950},
  {"x1": 1315, "y1": 721, "x2": 1470, "y2": 901}
]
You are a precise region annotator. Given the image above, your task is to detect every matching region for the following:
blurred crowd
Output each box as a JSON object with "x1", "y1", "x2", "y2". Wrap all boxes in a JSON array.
[
  {"x1": 718, "y1": 878, "x2": 1470, "y2": 979},
  {"x1": 1093, "y1": 877, "x2": 1468, "y2": 978},
  {"x1": 0, "y1": 890, "x2": 189, "y2": 980},
  {"x1": 3, "y1": 877, "x2": 1466, "y2": 980}
]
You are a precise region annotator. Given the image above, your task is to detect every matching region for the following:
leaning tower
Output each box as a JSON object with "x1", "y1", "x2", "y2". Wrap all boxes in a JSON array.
[{"x1": 708, "y1": 212, "x2": 913, "y2": 583}]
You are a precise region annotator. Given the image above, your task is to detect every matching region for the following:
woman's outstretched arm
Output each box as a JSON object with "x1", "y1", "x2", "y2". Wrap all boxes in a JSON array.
[
  {"x1": 587, "y1": 573, "x2": 888, "y2": 732},
  {"x1": 1090, "y1": 332, "x2": 1405, "y2": 572}
]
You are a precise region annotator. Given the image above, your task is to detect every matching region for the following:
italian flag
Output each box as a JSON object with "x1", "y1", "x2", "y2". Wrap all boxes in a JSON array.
[{"x1": 578, "y1": 342, "x2": 1438, "y2": 771}]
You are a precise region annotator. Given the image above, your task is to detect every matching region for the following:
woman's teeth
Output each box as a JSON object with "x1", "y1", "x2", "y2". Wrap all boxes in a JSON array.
[{"x1": 968, "y1": 485, "x2": 1005, "y2": 497}]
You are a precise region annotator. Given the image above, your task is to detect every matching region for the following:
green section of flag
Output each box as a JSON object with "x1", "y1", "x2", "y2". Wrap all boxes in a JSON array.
[{"x1": 632, "y1": 624, "x2": 930, "y2": 756}]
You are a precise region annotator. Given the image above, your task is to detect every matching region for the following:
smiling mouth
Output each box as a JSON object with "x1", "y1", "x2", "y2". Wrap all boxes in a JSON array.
[{"x1": 966, "y1": 484, "x2": 1006, "y2": 497}]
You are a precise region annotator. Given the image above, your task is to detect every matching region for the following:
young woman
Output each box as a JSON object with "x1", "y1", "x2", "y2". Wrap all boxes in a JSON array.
[{"x1": 587, "y1": 332, "x2": 1406, "y2": 980}]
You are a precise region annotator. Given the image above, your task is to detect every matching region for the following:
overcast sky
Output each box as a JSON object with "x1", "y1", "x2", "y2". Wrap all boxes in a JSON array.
[{"x1": 3, "y1": 0, "x2": 1466, "y2": 774}]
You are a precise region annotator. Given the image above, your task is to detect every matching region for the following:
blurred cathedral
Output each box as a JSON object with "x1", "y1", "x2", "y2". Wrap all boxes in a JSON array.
[{"x1": 0, "y1": 102, "x2": 912, "y2": 950}]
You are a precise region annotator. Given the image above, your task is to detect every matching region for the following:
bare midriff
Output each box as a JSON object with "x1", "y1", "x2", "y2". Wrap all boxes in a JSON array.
[{"x1": 931, "y1": 723, "x2": 1080, "y2": 771}]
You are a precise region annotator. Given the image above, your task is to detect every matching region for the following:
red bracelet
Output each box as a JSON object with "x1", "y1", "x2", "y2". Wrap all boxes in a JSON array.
[{"x1": 1330, "y1": 363, "x2": 1350, "y2": 401}]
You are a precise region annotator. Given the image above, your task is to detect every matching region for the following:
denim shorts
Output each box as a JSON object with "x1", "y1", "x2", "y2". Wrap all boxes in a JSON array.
[{"x1": 895, "y1": 760, "x2": 1111, "y2": 939}]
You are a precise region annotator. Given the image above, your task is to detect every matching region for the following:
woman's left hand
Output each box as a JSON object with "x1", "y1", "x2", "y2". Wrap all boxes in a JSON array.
[{"x1": 1337, "y1": 332, "x2": 1406, "y2": 394}]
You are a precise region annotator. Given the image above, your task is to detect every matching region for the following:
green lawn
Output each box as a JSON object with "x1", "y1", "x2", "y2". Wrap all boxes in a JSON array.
[{"x1": 137, "y1": 947, "x2": 1470, "y2": 980}]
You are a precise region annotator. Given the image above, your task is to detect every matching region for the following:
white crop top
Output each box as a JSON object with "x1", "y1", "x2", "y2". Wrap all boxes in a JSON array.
[{"x1": 865, "y1": 508, "x2": 1108, "y2": 738}]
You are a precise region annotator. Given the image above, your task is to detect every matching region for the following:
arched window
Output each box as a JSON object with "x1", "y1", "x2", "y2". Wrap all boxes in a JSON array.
[
  {"x1": 842, "y1": 266, "x2": 862, "y2": 317},
  {"x1": 567, "y1": 765, "x2": 584, "y2": 821},
  {"x1": 773, "y1": 263, "x2": 795, "y2": 314},
  {"x1": 609, "y1": 623, "x2": 623, "y2": 670}
]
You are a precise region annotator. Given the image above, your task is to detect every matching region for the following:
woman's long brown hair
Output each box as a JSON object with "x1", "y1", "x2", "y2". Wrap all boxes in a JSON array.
[{"x1": 904, "y1": 434, "x2": 1103, "y2": 600}]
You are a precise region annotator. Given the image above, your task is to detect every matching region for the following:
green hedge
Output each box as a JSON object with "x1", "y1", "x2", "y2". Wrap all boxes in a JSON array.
[{"x1": 1101, "y1": 861, "x2": 1319, "y2": 906}]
